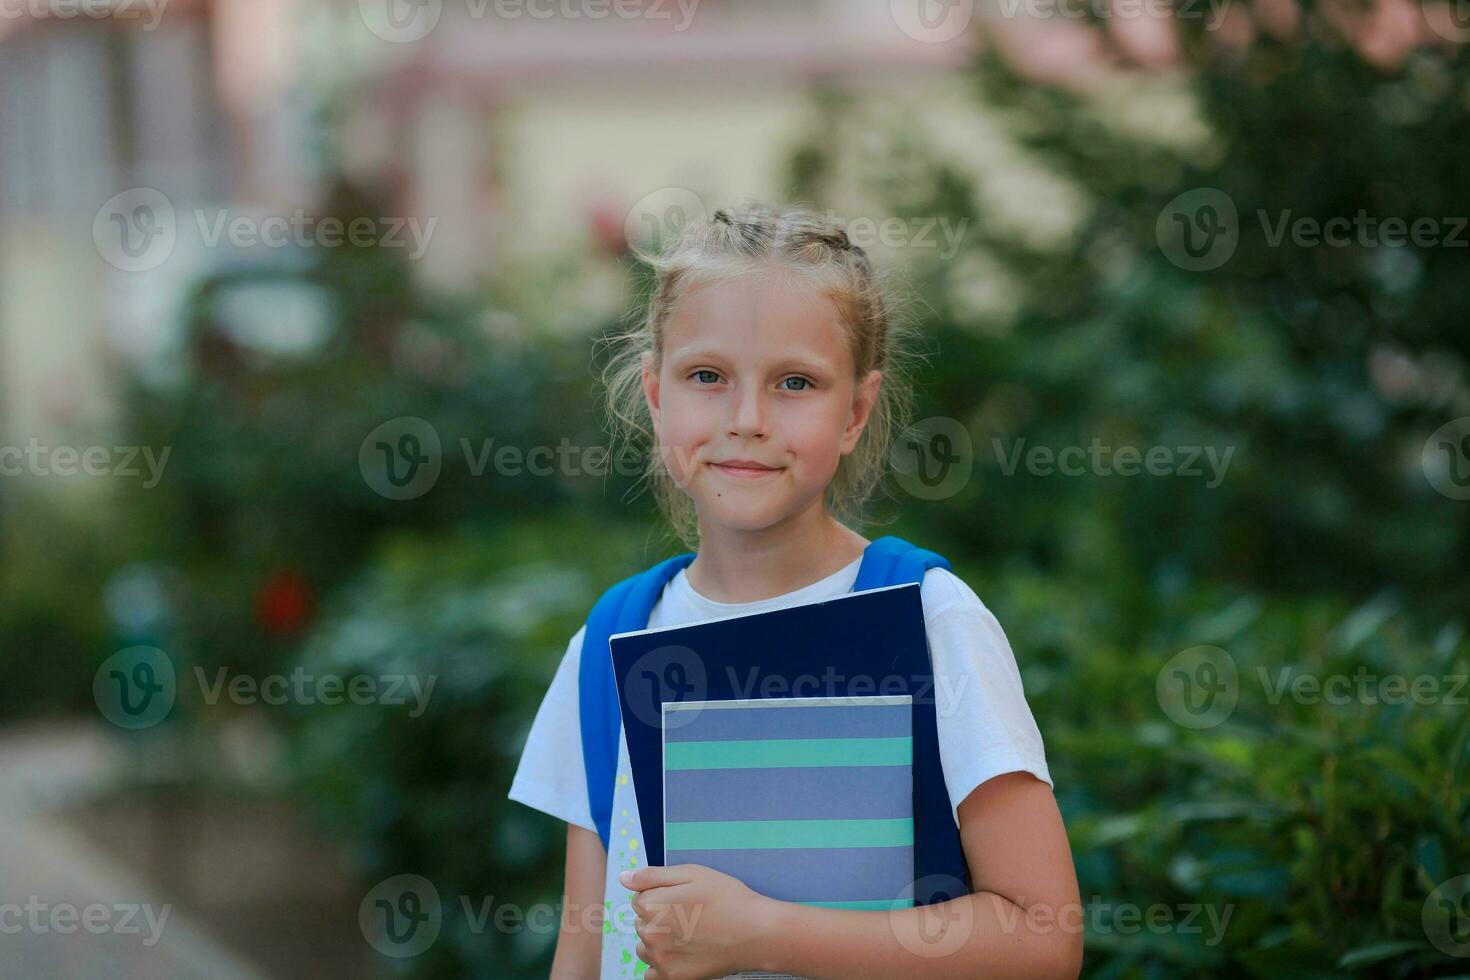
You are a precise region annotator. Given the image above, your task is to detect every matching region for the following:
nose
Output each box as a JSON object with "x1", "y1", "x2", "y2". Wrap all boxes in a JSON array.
[{"x1": 727, "y1": 380, "x2": 768, "y2": 440}]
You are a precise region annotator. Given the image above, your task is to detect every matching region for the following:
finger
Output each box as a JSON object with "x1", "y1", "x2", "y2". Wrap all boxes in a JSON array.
[
  {"x1": 634, "y1": 883, "x2": 692, "y2": 914},
  {"x1": 640, "y1": 881, "x2": 696, "y2": 908},
  {"x1": 633, "y1": 897, "x2": 673, "y2": 932},
  {"x1": 636, "y1": 943, "x2": 660, "y2": 977},
  {"x1": 620, "y1": 864, "x2": 695, "y2": 892},
  {"x1": 632, "y1": 888, "x2": 688, "y2": 928}
]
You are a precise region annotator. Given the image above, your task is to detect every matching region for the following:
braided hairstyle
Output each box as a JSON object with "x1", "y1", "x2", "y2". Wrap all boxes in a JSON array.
[{"x1": 599, "y1": 200, "x2": 922, "y2": 550}]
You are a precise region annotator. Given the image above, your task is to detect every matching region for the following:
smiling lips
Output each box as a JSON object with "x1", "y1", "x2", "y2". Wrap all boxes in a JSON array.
[{"x1": 710, "y1": 459, "x2": 783, "y2": 479}]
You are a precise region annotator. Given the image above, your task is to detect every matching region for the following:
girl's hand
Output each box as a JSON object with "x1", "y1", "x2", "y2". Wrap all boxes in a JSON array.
[{"x1": 620, "y1": 863, "x2": 779, "y2": 980}]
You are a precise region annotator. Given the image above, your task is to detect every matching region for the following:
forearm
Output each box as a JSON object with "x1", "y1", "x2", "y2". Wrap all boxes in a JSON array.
[{"x1": 753, "y1": 891, "x2": 1082, "y2": 980}]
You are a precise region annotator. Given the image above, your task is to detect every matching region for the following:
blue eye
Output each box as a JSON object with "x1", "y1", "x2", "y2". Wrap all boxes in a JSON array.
[
  {"x1": 782, "y1": 376, "x2": 812, "y2": 391},
  {"x1": 692, "y1": 370, "x2": 721, "y2": 385}
]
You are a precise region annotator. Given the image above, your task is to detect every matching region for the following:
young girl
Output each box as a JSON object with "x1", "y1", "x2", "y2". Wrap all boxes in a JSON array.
[{"x1": 508, "y1": 203, "x2": 1081, "y2": 979}]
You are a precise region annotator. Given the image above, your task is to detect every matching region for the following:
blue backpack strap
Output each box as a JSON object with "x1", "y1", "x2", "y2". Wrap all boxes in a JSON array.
[
  {"x1": 578, "y1": 552, "x2": 695, "y2": 850},
  {"x1": 852, "y1": 534, "x2": 951, "y2": 591},
  {"x1": 852, "y1": 535, "x2": 966, "y2": 899}
]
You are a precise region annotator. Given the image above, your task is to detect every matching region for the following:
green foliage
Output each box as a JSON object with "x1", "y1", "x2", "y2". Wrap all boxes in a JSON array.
[
  {"x1": 785, "y1": 21, "x2": 1470, "y2": 979},
  {"x1": 997, "y1": 570, "x2": 1470, "y2": 976},
  {"x1": 284, "y1": 518, "x2": 653, "y2": 979},
  {"x1": 0, "y1": 493, "x2": 118, "y2": 717},
  {"x1": 810, "y1": 26, "x2": 1470, "y2": 980},
  {"x1": 119, "y1": 233, "x2": 643, "y2": 681},
  {"x1": 917, "y1": 39, "x2": 1470, "y2": 611}
]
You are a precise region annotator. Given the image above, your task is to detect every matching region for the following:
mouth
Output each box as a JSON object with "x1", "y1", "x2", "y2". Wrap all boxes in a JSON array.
[{"x1": 709, "y1": 460, "x2": 784, "y2": 479}]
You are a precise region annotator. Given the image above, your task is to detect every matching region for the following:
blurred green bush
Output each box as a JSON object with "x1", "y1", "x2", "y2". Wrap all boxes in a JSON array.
[
  {"x1": 0, "y1": 496, "x2": 118, "y2": 718},
  {"x1": 284, "y1": 518, "x2": 655, "y2": 979}
]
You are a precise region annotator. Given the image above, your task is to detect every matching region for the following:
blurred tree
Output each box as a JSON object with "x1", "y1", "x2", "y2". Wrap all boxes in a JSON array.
[{"x1": 791, "y1": 8, "x2": 1470, "y2": 977}]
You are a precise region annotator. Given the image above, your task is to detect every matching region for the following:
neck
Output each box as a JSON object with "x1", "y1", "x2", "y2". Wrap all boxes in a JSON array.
[{"x1": 684, "y1": 500, "x2": 870, "y2": 604}]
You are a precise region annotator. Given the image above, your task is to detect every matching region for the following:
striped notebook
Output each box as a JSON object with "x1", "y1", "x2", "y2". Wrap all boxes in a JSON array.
[
  {"x1": 663, "y1": 695, "x2": 916, "y2": 978},
  {"x1": 662, "y1": 694, "x2": 915, "y2": 978}
]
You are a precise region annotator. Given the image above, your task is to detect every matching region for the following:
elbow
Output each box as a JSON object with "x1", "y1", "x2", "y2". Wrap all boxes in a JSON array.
[
  {"x1": 1014, "y1": 922, "x2": 1081, "y2": 980},
  {"x1": 1052, "y1": 928, "x2": 1083, "y2": 980}
]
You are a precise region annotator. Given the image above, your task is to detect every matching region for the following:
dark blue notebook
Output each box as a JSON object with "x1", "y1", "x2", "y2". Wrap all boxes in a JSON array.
[{"x1": 610, "y1": 582, "x2": 970, "y2": 906}]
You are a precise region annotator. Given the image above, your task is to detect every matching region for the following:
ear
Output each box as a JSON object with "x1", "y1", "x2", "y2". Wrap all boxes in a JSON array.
[
  {"x1": 641, "y1": 351, "x2": 661, "y2": 436},
  {"x1": 839, "y1": 369, "x2": 883, "y2": 455}
]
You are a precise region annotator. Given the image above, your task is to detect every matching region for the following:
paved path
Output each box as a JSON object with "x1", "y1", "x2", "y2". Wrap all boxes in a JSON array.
[{"x1": 0, "y1": 721, "x2": 268, "y2": 979}]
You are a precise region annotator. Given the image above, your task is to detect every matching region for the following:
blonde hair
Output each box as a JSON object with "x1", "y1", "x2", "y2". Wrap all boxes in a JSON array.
[{"x1": 597, "y1": 200, "x2": 924, "y2": 551}]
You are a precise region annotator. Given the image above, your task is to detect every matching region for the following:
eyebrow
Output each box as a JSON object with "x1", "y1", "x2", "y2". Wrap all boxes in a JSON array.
[{"x1": 668, "y1": 346, "x2": 835, "y2": 373}]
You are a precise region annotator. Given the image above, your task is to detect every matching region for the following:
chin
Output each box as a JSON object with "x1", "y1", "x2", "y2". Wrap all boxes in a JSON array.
[{"x1": 695, "y1": 497, "x2": 792, "y2": 533}]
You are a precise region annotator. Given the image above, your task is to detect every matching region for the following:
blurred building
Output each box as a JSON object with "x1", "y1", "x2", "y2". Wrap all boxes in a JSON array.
[
  {"x1": 0, "y1": 0, "x2": 227, "y2": 448},
  {"x1": 0, "y1": 0, "x2": 974, "y2": 452},
  {"x1": 325, "y1": 0, "x2": 973, "y2": 284}
]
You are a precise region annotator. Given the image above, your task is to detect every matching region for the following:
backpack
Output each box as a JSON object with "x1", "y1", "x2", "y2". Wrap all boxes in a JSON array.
[{"x1": 577, "y1": 535, "x2": 951, "y2": 850}]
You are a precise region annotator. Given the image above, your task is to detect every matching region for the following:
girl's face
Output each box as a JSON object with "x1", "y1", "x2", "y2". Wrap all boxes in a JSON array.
[{"x1": 641, "y1": 271, "x2": 882, "y2": 535}]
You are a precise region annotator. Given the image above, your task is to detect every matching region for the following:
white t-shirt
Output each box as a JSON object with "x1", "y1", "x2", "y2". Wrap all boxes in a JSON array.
[{"x1": 507, "y1": 554, "x2": 1053, "y2": 980}]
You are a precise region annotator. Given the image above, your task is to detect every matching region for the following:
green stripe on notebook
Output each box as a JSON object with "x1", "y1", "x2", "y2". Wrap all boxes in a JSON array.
[
  {"x1": 799, "y1": 898, "x2": 917, "y2": 911},
  {"x1": 664, "y1": 818, "x2": 913, "y2": 850},
  {"x1": 663, "y1": 736, "x2": 911, "y2": 771}
]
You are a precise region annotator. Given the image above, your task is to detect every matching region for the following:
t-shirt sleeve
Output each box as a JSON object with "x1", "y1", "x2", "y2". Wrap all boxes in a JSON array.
[
  {"x1": 922, "y1": 572, "x2": 1053, "y2": 825},
  {"x1": 506, "y1": 624, "x2": 598, "y2": 833}
]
